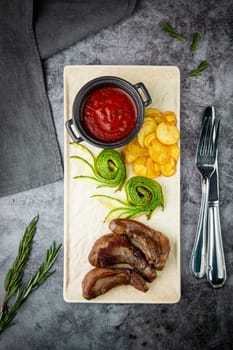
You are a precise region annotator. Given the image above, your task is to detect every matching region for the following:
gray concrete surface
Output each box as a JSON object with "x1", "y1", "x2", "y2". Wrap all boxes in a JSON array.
[{"x1": 0, "y1": 0, "x2": 233, "y2": 349}]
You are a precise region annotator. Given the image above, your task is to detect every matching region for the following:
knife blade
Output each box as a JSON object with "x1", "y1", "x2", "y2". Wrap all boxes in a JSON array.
[
  {"x1": 208, "y1": 167, "x2": 219, "y2": 203},
  {"x1": 205, "y1": 106, "x2": 219, "y2": 203},
  {"x1": 206, "y1": 106, "x2": 226, "y2": 288}
]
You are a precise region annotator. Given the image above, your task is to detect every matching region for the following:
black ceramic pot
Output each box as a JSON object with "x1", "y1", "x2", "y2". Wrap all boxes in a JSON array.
[{"x1": 65, "y1": 76, "x2": 152, "y2": 148}]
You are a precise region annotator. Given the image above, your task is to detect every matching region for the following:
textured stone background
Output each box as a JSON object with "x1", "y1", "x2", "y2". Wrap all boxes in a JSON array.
[{"x1": 0, "y1": 0, "x2": 233, "y2": 349}]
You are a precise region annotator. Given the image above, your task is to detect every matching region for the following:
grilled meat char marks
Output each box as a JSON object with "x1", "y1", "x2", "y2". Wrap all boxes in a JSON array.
[
  {"x1": 109, "y1": 219, "x2": 170, "y2": 270},
  {"x1": 88, "y1": 233, "x2": 157, "y2": 282},
  {"x1": 82, "y1": 267, "x2": 148, "y2": 300}
]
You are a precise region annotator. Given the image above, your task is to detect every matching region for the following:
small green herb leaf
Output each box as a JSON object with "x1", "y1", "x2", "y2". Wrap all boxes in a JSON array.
[
  {"x1": 188, "y1": 60, "x2": 209, "y2": 77},
  {"x1": 190, "y1": 32, "x2": 200, "y2": 54},
  {"x1": 162, "y1": 22, "x2": 186, "y2": 42}
]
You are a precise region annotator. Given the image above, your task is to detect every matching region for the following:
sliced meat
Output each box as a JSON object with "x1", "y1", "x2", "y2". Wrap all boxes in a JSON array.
[
  {"x1": 150, "y1": 229, "x2": 170, "y2": 270},
  {"x1": 109, "y1": 219, "x2": 170, "y2": 270},
  {"x1": 88, "y1": 233, "x2": 157, "y2": 282},
  {"x1": 82, "y1": 267, "x2": 148, "y2": 300},
  {"x1": 116, "y1": 228, "x2": 161, "y2": 267}
]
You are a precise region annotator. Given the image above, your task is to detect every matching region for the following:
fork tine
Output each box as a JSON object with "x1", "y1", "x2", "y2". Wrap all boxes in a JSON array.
[
  {"x1": 197, "y1": 115, "x2": 212, "y2": 157},
  {"x1": 203, "y1": 117, "x2": 213, "y2": 156},
  {"x1": 212, "y1": 120, "x2": 220, "y2": 157},
  {"x1": 205, "y1": 117, "x2": 216, "y2": 155},
  {"x1": 196, "y1": 116, "x2": 220, "y2": 160},
  {"x1": 197, "y1": 116, "x2": 208, "y2": 156}
]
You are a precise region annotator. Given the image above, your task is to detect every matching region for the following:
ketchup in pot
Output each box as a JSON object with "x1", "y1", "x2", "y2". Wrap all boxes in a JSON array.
[{"x1": 81, "y1": 86, "x2": 137, "y2": 143}]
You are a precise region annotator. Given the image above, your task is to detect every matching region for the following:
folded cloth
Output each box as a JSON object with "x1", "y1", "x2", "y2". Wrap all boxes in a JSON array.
[
  {"x1": 0, "y1": 0, "x2": 136, "y2": 197},
  {"x1": 0, "y1": 0, "x2": 63, "y2": 197},
  {"x1": 35, "y1": 0, "x2": 137, "y2": 59}
]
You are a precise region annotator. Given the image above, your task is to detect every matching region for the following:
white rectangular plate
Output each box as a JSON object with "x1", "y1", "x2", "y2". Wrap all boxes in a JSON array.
[{"x1": 64, "y1": 65, "x2": 180, "y2": 303}]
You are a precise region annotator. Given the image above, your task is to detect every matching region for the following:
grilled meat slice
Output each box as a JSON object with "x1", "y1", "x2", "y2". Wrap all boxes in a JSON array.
[
  {"x1": 109, "y1": 219, "x2": 170, "y2": 270},
  {"x1": 82, "y1": 267, "x2": 148, "y2": 300},
  {"x1": 88, "y1": 233, "x2": 157, "y2": 281}
]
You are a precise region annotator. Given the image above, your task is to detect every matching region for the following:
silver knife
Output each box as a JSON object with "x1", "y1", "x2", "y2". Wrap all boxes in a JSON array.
[{"x1": 206, "y1": 106, "x2": 226, "y2": 287}]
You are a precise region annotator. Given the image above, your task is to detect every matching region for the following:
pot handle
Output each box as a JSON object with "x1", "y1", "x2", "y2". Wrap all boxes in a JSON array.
[
  {"x1": 134, "y1": 82, "x2": 152, "y2": 107},
  {"x1": 65, "y1": 119, "x2": 83, "y2": 143}
]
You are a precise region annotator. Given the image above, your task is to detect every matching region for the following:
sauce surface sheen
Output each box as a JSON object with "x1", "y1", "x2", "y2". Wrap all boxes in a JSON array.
[{"x1": 82, "y1": 86, "x2": 137, "y2": 143}]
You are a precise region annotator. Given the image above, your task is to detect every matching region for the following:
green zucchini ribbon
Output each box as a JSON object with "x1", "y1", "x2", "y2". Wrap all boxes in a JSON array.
[
  {"x1": 93, "y1": 176, "x2": 164, "y2": 221},
  {"x1": 70, "y1": 143, "x2": 126, "y2": 190}
]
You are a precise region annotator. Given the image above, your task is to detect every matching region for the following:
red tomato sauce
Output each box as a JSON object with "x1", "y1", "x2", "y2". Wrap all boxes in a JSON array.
[{"x1": 81, "y1": 86, "x2": 137, "y2": 143}]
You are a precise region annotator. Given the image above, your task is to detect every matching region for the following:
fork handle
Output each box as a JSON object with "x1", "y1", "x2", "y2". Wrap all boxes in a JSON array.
[
  {"x1": 190, "y1": 177, "x2": 209, "y2": 278},
  {"x1": 206, "y1": 202, "x2": 226, "y2": 287}
]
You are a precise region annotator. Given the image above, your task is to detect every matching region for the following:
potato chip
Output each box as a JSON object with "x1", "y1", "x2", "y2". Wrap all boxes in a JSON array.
[
  {"x1": 143, "y1": 116, "x2": 156, "y2": 123},
  {"x1": 160, "y1": 157, "x2": 176, "y2": 177},
  {"x1": 132, "y1": 157, "x2": 148, "y2": 177},
  {"x1": 145, "y1": 108, "x2": 164, "y2": 124},
  {"x1": 150, "y1": 160, "x2": 161, "y2": 178},
  {"x1": 144, "y1": 132, "x2": 157, "y2": 148},
  {"x1": 133, "y1": 156, "x2": 161, "y2": 178},
  {"x1": 163, "y1": 111, "x2": 177, "y2": 126},
  {"x1": 137, "y1": 117, "x2": 157, "y2": 147},
  {"x1": 156, "y1": 122, "x2": 180, "y2": 145},
  {"x1": 122, "y1": 138, "x2": 148, "y2": 163},
  {"x1": 153, "y1": 113, "x2": 164, "y2": 124},
  {"x1": 153, "y1": 161, "x2": 161, "y2": 176},
  {"x1": 168, "y1": 143, "x2": 180, "y2": 161},
  {"x1": 149, "y1": 139, "x2": 170, "y2": 165},
  {"x1": 123, "y1": 107, "x2": 180, "y2": 179},
  {"x1": 145, "y1": 108, "x2": 162, "y2": 116},
  {"x1": 121, "y1": 150, "x2": 138, "y2": 164},
  {"x1": 145, "y1": 157, "x2": 158, "y2": 178}
]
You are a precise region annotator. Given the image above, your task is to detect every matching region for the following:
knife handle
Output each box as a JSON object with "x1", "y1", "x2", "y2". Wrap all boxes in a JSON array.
[
  {"x1": 206, "y1": 203, "x2": 226, "y2": 288},
  {"x1": 190, "y1": 177, "x2": 209, "y2": 278}
]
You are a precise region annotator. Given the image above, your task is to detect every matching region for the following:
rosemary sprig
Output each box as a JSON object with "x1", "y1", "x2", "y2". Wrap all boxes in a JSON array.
[
  {"x1": 188, "y1": 60, "x2": 209, "y2": 77},
  {"x1": 190, "y1": 32, "x2": 200, "y2": 54},
  {"x1": 0, "y1": 217, "x2": 62, "y2": 333},
  {"x1": 1, "y1": 216, "x2": 38, "y2": 314},
  {"x1": 162, "y1": 22, "x2": 186, "y2": 42}
]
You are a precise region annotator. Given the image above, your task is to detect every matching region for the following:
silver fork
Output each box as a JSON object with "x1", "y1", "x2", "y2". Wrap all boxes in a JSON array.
[{"x1": 190, "y1": 115, "x2": 220, "y2": 278}]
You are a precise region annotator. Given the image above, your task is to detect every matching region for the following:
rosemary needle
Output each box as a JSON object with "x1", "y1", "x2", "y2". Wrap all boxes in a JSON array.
[
  {"x1": 162, "y1": 22, "x2": 186, "y2": 42},
  {"x1": 190, "y1": 32, "x2": 200, "y2": 54},
  {"x1": 188, "y1": 60, "x2": 209, "y2": 77}
]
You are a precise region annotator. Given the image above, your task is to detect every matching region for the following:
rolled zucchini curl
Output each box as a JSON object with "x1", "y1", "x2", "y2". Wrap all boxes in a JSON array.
[
  {"x1": 70, "y1": 143, "x2": 126, "y2": 191},
  {"x1": 93, "y1": 176, "x2": 164, "y2": 221}
]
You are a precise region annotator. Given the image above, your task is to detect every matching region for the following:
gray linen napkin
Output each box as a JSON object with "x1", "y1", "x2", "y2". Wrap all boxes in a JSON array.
[
  {"x1": 0, "y1": 0, "x2": 63, "y2": 196},
  {"x1": 35, "y1": 0, "x2": 137, "y2": 59},
  {"x1": 0, "y1": 0, "x2": 136, "y2": 197}
]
